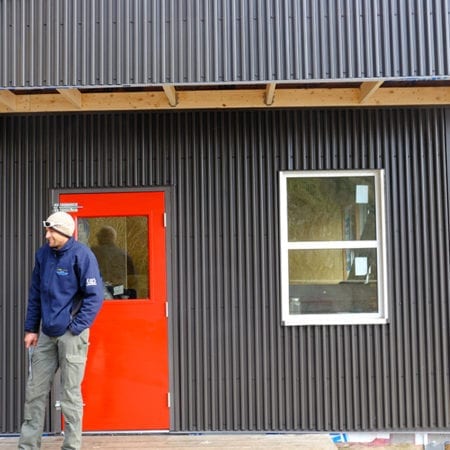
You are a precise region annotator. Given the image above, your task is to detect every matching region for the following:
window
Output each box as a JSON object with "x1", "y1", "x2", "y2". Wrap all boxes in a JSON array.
[
  {"x1": 279, "y1": 170, "x2": 388, "y2": 325},
  {"x1": 77, "y1": 216, "x2": 149, "y2": 300}
]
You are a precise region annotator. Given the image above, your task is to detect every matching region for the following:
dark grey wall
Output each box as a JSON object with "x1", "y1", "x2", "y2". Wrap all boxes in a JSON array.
[
  {"x1": 1, "y1": 108, "x2": 449, "y2": 433},
  {"x1": 1, "y1": 0, "x2": 450, "y2": 87}
]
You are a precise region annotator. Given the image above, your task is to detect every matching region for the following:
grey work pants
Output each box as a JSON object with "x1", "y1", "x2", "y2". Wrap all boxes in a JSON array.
[{"x1": 18, "y1": 329, "x2": 90, "y2": 450}]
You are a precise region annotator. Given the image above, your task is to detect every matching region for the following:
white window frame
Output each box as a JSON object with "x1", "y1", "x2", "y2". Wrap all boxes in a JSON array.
[{"x1": 279, "y1": 170, "x2": 388, "y2": 326}]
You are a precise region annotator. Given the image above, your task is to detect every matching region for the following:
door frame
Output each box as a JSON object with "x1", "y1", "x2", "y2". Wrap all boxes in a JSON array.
[{"x1": 48, "y1": 186, "x2": 175, "y2": 433}]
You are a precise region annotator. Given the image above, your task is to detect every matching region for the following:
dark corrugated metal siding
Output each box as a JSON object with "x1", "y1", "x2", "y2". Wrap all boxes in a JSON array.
[
  {"x1": 1, "y1": 0, "x2": 450, "y2": 87},
  {"x1": 1, "y1": 108, "x2": 450, "y2": 433}
]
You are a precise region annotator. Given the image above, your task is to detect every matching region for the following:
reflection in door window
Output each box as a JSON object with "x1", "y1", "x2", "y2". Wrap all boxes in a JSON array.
[{"x1": 77, "y1": 216, "x2": 149, "y2": 300}]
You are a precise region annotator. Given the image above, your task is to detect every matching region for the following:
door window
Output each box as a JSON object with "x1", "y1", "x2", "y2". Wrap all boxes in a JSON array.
[{"x1": 77, "y1": 216, "x2": 149, "y2": 299}]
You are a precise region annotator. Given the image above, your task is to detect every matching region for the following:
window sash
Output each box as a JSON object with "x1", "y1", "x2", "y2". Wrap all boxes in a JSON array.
[
  {"x1": 287, "y1": 240, "x2": 378, "y2": 249},
  {"x1": 280, "y1": 170, "x2": 388, "y2": 326}
]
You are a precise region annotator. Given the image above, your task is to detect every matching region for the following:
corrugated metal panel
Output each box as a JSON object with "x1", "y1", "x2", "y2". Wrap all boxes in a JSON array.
[
  {"x1": 1, "y1": 108, "x2": 450, "y2": 433},
  {"x1": 1, "y1": 0, "x2": 450, "y2": 88}
]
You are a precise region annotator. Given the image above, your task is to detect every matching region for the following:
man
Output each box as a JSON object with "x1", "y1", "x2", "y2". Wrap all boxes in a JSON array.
[{"x1": 18, "y1": 211, "x2": 104, "y2": 450}]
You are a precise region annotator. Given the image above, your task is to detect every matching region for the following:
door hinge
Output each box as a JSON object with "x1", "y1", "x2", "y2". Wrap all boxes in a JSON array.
[
  {"x1": 167, "y1": 392, "x2": 171, "y2": 408},
  {"x1": 165, "y1": 301, "x2": 169, "y2": 318},
  {"x1": 163, "y1": 212, "x2": 167, "y2": 227}
]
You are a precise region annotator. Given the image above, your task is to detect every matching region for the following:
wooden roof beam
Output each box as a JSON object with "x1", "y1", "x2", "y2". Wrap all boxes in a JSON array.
[
  {"x1": 360, "y1": 80, "x2": 384, "y2": 103},
  {"x1": 0, "y1": 90, "x2": 17, "y2": 111},
  {"x1": 57, "y1": 88, "x2": 82, "y2": 109},
  {"x1": 162, "y1": 84, "x2": 177, "y2": 106},
  {"x1": 2, "y1": 85, "x2": 450, "y2": 113},
  {"x1": 265, "y1": 83, "x2": 276, "y2": 105}
]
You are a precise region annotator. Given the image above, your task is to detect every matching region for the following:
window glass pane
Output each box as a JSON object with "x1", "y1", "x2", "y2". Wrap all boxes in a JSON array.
[
  {"x1": 287, "y1": 176, "x2": 376, "y2": 242},
  {"x1": 77, "y1": 216, "x2": 149, "y2": 300},
  {"x1": 288, "y1": 249, "x2": 378, "y2": 314}
]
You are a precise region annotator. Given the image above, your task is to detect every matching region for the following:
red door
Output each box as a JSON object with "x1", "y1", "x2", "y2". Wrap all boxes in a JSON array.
[{"x1": 60, "y1": 191, "x2": 169, "y2": 431}]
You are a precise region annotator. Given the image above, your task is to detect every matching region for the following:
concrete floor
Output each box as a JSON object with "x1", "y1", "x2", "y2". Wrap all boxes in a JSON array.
[{"x1": 0, "y1": 433, "x2": 424, "y2": 449}]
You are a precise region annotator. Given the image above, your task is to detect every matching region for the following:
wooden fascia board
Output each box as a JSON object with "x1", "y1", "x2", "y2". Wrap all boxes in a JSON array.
[
  {"x1": 2, "y1": 85, "x2": 450, "y2": 113},
  {"x1": 0, "y1": 90, "x2": 17, "y2": 111}
]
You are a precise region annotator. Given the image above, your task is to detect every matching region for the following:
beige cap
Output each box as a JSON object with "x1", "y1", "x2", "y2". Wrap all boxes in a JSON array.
[{"x1": 43, "y1": 211, "x2": 75, "y2": 237}]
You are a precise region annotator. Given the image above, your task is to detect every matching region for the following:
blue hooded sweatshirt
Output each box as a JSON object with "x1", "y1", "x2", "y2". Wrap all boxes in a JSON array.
[{"x1": 25, "y1": 237, "x2": 104, "y2": 337}]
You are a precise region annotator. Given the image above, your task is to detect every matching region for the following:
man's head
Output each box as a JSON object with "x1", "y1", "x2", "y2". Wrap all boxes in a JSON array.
[
  {"x1": 96, "y1": 226, "x2": 117, "y2": 245},
  {"x1": 43, "y1": 212, "x2": 75, "y2": 249}
]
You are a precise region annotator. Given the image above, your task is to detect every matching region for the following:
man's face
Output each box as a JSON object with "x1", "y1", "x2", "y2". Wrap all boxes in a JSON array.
[{"x1": 45, "y1": 228, "x2": 69, "y2": 249}]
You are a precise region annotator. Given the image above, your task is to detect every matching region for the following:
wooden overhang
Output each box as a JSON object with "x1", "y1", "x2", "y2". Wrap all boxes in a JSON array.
[{"x1": 1, "y1": 79, "x2": 450, "y2": 114}]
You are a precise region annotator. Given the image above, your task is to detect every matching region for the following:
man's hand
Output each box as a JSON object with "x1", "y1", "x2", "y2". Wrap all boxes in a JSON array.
[{"x1": 24, "y1": 332, "x2": 38, "y2": 348}]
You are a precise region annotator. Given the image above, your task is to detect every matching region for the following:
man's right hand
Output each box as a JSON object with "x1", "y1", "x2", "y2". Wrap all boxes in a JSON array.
[{"x1": 24, "y1": 332, "x2": 38, "y2": 348}]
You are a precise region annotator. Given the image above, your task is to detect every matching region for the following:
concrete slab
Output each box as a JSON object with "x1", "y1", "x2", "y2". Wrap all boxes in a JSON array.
[
  {"x1": 0, "y1": 433, "x2": 426, "y2": 449},
  {"x1": 1, "y1": 433, "x2": 338, "y2": 449}
]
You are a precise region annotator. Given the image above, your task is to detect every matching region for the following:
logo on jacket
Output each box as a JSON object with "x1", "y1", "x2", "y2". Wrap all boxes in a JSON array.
[
  {"x1": 56, "y1": 267, "x2": 69, "y2": 276},
  {"x1": 86, "y1": 278, "x2": 98, "y2": 286}
]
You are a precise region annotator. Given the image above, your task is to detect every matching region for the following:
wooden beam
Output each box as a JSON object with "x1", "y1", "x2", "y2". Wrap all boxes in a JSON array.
[
  {"x1": 162, "y1": 84, "x2": 177, "y2": 106},
  {"x1": 0, "y1": 90, "x2": 17, "y2": 111},
  {"x1": 265, "y1": 83, "x2": 276, "y2": 105},
  {"x1": 2, "y1": 85, "x2": 450, "y2": 114},
  {"x1": 360, "y1": 80, "x2": 384, "y2": 103},
  {"x1": 56, "y1": 88, "x2": 82, "y2": 109}
]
